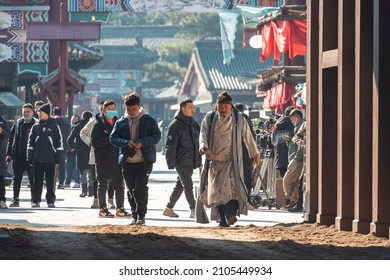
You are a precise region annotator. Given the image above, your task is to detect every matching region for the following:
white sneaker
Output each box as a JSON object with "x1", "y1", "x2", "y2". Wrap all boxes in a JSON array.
[
  {"x1": 72, "y1": 183, "x2": 80, "y2": 188},
  {"x1": 90, "y1": 198, "x2": 99, "y2": 209},
  {"x1": 0, "y1": 201, "x2": 8, "y2": 209},
  {"x1": 189, "y1": 209, "x2": 195, "y2": 219}
]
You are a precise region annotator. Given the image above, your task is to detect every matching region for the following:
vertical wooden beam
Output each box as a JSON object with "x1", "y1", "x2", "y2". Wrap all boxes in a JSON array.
[
  {"x1": 317, "y1": 0, "x2": 338, "y2": 225},
  {"x1": 371, "y1": 0, "x2": 390, "y2": 238},
  {"x1": 304, "y1": 0, "x2": 319, "y2": 223},
  {"x1": 335, "y1": 0, "x2": 355, "y2": 232},
  {"x1": 352, "y1": 0, "x2": 373, "y2": 235}
]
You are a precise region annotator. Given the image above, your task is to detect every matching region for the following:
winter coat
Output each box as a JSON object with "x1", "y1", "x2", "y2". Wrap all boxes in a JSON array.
[
  {"x1": 0, "y1": 116, "x2": 10, "y2": 177},
  {"x1": 91, "y1": 113, "x2": 122, "y2": 181},
  {"x1": 110, "y1": 113, "x2": 161, "y2": 164},
  {"x1": 272, "y1": 116, "x2": 294, "y2": 169},
  {"x1": 80, "y1": 117, "x2": 96, "y2": 165},
  {"x1": 67, "y1": 117, "x2": 91, "y2": 171},
  {"x1": 6, "y1": 117, "x2": 38, "y2": 160},
  {"x1": 27, "y1": 118, "x2": 64, "y2": 163},
  {"x1": 53, "y1": 116, "x2": 71, "y2": 150},
  {"x1": 165, "y1": 111, "x2": 201, "y2": 169}
]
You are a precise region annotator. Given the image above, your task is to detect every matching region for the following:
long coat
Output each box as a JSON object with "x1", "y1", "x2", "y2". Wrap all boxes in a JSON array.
[
  {"x1": 91, "y1": 113, "x2": 122, "y2": 182},
  {"x1": 67, "y1": 117, "x2": 91, "y2": 172}
]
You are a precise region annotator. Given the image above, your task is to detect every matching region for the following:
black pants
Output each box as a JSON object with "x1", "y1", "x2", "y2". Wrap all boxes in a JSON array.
[
  {"x1": 167, "y1": 166, "x2": 196, "y2": 210},
  {"x1": 12, "y1": 158, "x2": 34, "y2": 200},
  {"x1": 97, "y1": 174, "x2": 124, "y2": 209},
  {"x1": 0, "y1": 176, "x2": 5, "y2": 202},
  {"x1": 33, "y1": 162, "x2": 56, "y2": 204},
  {"x1": 122, "y1": 162, "x2": 152, "y2": 216}
]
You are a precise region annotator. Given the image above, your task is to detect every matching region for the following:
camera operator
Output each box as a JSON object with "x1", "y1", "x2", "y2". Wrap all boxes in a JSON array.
[{"x1": 272, "y1": 106, "x2": 295, "y2": 178}]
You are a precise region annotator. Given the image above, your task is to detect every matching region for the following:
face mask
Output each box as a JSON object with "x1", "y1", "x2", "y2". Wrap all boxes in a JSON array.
[
  {"x1": 105, "y1": 110, "x2": 117, "y2": 120},
  {"x1": 24, "y1": 117, "x2": 33, "y2": 121}
]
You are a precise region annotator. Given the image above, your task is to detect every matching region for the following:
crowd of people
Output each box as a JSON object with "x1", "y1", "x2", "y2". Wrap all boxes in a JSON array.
[{"x1": 0, "y1": 91, "x2": 306, "y2": 227}]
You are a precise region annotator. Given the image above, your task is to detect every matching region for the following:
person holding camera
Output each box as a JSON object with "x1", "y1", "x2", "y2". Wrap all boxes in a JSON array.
[
  {"x1": 163, "y1": 98, "x2": 202, "y2": 219},
  {"x1": 6, "y1": 103, "x2": 38, "y2": 207},
  {"x1": 110, "y1": 93, "x2": 161, "y2": 225},
  {"x1": 27, "y1": 103, "x2": 64, "y2": 208},
  {"x1": 91, "y1": 100, "x2": 127, "y2": 218}
]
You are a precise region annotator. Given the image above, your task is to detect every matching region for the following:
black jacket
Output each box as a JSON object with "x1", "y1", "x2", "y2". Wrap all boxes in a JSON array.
[
  {"x1": 91, "y1": 113, "x2": 122, "y2": 181},
  {"x1": 0, "y1": 116, "x2": 10, "y2": 177},
  {"x1": 272, "y1": 115, "x2": 294, "y2": 169},
  {"x1": 6, "y1": 117, "x2": 38, "y2": 159},
  {"x1": 67, "y1": 117, "x2": 91, "y2": 171},
  {"x1": 165, "y1": 111, "x2": 201, "y2": 169},
  {"x1": 53, "y1": 116, "x2": 71, "y2": 150},
  {"x1": 27, "y1": 118, "x2": 64, "y2": 163}
]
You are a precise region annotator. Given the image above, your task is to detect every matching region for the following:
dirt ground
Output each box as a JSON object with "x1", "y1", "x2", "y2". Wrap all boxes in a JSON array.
[{"x1": 1, "y1": 223, "x2": 390, "y2": 260}]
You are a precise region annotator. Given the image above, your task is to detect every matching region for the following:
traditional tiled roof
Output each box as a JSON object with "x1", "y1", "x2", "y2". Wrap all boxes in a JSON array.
[
  {"x1": 92, "y1": 45, "x2": 159, "y2": 65},
  {"x1": 68, "y1": 42, "x2": 103, "y2": 61},
  {"x1": 194, "y1": 40, "x2": 273, "y2": 91},
  {"x1": 141, "y1": 82, "x2": 175, "y2": 99}
]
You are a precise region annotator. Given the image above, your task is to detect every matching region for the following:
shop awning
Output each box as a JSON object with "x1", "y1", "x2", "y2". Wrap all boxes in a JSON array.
[{"x1": 0, "y1": 92, "x2": 24, "y2": 108}]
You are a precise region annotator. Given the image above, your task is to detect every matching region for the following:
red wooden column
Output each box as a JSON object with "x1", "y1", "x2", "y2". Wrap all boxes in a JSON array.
[
  {"x1": 317, "y1": 0, "x2": 338, "y2": 225},
  {"x1": 352, "y1": 0, "x2": 373, "y2": 235},
  {"x1": 26, "y1": 1, "x2": 100, "y2": 115},
  {"x1": 335, "y1": 0, "x2": 356, "y2": 232},
  {"x1": 304, "y1": 0, "x2": 319, "y2": 223},
  {"x1": 371, "y1": 0, "x2": 390, "y2": 238}
]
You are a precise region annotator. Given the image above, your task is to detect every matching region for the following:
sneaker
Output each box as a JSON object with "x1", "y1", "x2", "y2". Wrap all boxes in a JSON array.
[
  {"x1": 57, "y1": 184, "x2": 64, "y2": 189},
  {"x1": 130, "y1": 218, "x2": 138, "y2": 225},
  {"x1": 189, "y1": 209, "x2": 195, "y2": 219},
  {"x1": 72, "y1": 183, "x2": 80, "y2": 189},
  {"x1": 99, "y1": 208, "x2": 114, "y2": 218},
  {"x1": 64, "y1": 184, "x2": 71, "y2": 188},
  {"x1": 116, "y1": 207, "x2": 131, "y2": 217},
  {"x1": 107, "y1": 198, "x2": 115, "y2": 209},
  {"x1": 79, "y1": 192, "x2": 87, "y2": 198},
  {"x1": 90, "y1": 198, "x2": 99, "y2": 209},
  {"x1": 163, "y1": 207, "x2": 179, "y2": 218},
  {"x1": 31, "y1": 202, "x2": 40, "y2": 208},
  {"x1": 9, "y1": 198, "x2": 20, "y2": 207},
  {"x1": 47, "y1": 203, "x2": 56, "y2": 208},
  {"x1": 0, "y1": 201, "x2": 8, "y2": 209},
  {"x1": 136, "y1": 219, "x2": 145, "y2": 225}
]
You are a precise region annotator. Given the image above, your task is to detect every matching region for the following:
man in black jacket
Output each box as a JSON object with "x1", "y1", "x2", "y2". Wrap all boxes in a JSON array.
[
  {"x1": 163, "y1": 99, "x2": 201, "y2": 219},
  {"x1": 6, "y1": 103, "x2": 38, "y2": 207},
  {"x1": 27, "y1": 103, "x2": 64, "y2": 208}
]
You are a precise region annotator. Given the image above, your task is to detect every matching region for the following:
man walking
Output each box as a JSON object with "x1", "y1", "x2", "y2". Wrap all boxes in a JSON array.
[
  {"x1": 163, "y1": 99, "x2": 201, "y2": 219},
  {"x1": 27, "y1": 103, "x2": 64, "y2": 208},
  {"x1": 110, "y1": 93, "x2": 161, "y2": 225},
  {"x1": 6, "y1": 103, "x2": 38, "y2": 207},
  {"x1": 198, "y1": 92, "x2": 260, "y2": 227}
]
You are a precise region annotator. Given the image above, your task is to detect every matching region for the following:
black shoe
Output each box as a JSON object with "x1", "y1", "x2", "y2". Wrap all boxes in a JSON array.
[
  {"x1": 288, "y1": 205, "x2": 303, "y2": 212},
  {"x1": 218, "y1": 221, "x2": 230, "y2": 227},
  {"x1": 227, "y1": 216, "x2": 237, "y2": 226},
  {"x1": 9, "y1": 198, "x2": 20, "y2": 207},
  {"x1": 57, "y1": 184, "x2": 64, "y2": 189},
  {"x1": 79, "y1": 193, "x2": 87, "y2": 198}
]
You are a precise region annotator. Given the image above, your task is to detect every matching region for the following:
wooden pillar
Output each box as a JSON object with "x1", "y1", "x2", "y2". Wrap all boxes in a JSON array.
[
  {"x1": 371, "y1": 0, "x2": 390, "y2": 238},
  {"x1": 317, "y1": 0, "x2": 338, "y2": 225},
  {"x1": 352, "y1": 0, "x2": 373, "y2": 235},
  {"x1": 304, "y1": 0, "x2": 319, "y2": 223},
  {"x1": 335, "y1": 0, "x2": 355, "y2": 231}
]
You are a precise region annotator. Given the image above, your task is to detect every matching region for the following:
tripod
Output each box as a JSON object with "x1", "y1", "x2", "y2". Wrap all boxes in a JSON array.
[{"x1": 250, "y1": 152, "x2": 277, "y2": 209}]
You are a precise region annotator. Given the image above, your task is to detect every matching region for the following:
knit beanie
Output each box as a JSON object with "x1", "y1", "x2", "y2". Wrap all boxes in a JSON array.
[{"x1": 38, "y1": 103, "x2": 51, "y2": 116}]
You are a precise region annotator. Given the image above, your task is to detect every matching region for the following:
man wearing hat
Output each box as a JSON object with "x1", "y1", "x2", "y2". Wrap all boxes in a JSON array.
[
  {"x1": 27, "y1": 103, "x2": 64, "y2": 208},
  {"x1": 198, "y1": 92, "x2": 260, "y2": 227}
]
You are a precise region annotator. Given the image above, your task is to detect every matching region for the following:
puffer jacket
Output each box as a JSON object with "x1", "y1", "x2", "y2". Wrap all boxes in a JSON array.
[
  {"x1": 27, "y1": 117, "x2": 64, "y2": 163},
  {"x1": 165, "y1": 111, "x2": 201, "y2": 169}
]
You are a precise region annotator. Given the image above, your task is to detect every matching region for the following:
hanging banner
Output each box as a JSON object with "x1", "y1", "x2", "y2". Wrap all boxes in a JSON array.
[{"x1": 219, "y1": 9, "x2": 239, "y2": 65}]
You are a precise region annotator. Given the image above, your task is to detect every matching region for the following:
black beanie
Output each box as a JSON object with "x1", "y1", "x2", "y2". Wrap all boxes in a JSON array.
[{"x1": 38, "y1": 103, "x2": 51, "y2": 116}]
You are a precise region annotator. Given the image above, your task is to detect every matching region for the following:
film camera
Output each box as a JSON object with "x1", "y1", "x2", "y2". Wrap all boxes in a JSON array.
[{"x1": 255, "y1": 118, "x2": 276, "y2": 158}]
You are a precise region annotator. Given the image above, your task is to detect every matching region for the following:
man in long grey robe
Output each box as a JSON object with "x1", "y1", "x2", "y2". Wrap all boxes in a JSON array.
[{"x1": 198, "y1": 92, "x2": 260, "y2": 227}]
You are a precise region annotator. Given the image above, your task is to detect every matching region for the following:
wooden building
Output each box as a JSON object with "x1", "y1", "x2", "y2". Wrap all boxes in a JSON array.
[{"x1": 306, "y1": 0, "x2": 390, "y2": 238}]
